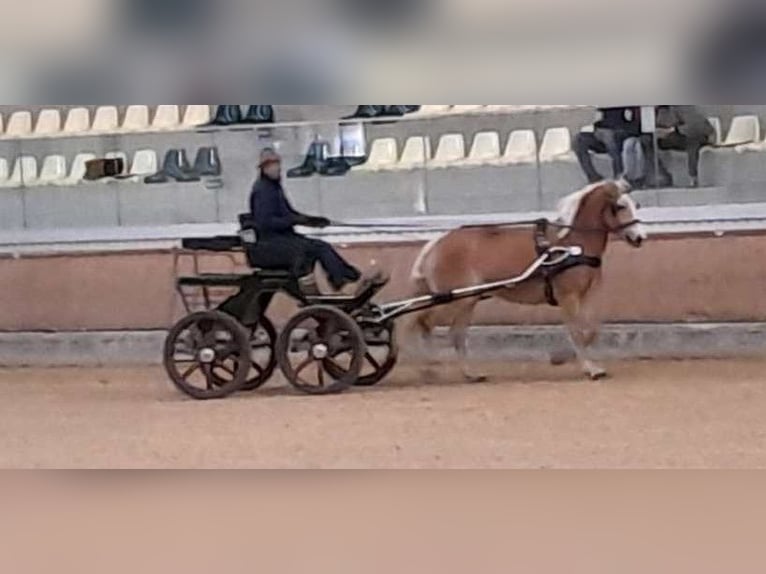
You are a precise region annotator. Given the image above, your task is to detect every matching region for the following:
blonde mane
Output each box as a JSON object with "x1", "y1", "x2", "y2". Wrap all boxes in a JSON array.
[{"x1": 554, "y1": 182, "x2": 604, "y2": 238}]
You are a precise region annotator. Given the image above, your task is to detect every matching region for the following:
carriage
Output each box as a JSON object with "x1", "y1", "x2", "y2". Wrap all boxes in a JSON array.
[{"x1": 163, "y1": 215, "x2": 585, "y2": 400}]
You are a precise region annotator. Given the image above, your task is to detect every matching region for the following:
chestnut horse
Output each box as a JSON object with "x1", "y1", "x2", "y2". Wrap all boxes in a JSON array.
[{"x1": 405, "y1": 179, "x2": 647, "y2": 381}]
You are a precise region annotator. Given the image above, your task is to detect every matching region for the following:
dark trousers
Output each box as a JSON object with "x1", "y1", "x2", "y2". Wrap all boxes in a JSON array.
[
  {"x1": 656, "y1": 132, "x2": 710, "y2": 179},
  {"x1": 248, "y1": 233, "x2": 360, "y2": 288},
  {"x1": 574, "y1": 129, "x2": 630, "y2": 183}
]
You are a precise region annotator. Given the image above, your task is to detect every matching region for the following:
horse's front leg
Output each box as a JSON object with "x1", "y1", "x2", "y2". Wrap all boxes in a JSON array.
[
  {"x1": 560, "y1": 295, "x2": 607, "y2": 381},
  {"x1": 449, "y1": 299, "x2": 485, "y2": 383}
]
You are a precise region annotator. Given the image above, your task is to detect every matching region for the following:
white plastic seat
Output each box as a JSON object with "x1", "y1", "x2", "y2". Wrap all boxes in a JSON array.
[
  {"x1": 415, "y1": 105, "x2": 451, "y2": 117},
  {"x1": 182, "y1": 105, "x2": 212, "y2": 127},
  {"x1": 123, "y1": 105, "x2": 150, "y2": 131},
  {"x1": 432, "y1": 133, "x2": 466, "y2": 165},
  {"x1": 501, "y1": 129, "x2": 537, "y2": 164},
  {"x1": 397, "y1": 137, "x2": 431, "y2": 169},
  {"x1": 131, "y1": 149, "x2": 158, "y2": 175},
  {"x1": 5, "y1": 156, "x2": 39, "y2": 187},
  {"x1": 466, "y1": 131, "x2": 501, "y2": 164},
  {"x1": 64, "y1": 153, "x2": 97, "y2": 184},
  {"x1": 63, "y1": 107, "x2": 92, "y2": 134},
  {"x1": 6, "y1": 111, "x2": 33, "y2": 137},
  {"x1": 38, "y1": 155, "x2": 68, "y2": 185},
  {"x1": 723, "y1": 115, "x2": 760, "y2": 146},
  {"x1": 0, "y1": 158, "x2": 9, "y2": 185},
  {"x1": 707, "y1": 117, "x2": 722, "y2": 146},
  {"x1": 357, "y1": 138, "x2": 398, "y2": 171},
  {"x1": 152, "y1": 105, "x2": 181, "y2": 129},
  {"x1": 35, "y1": 109, "x2": 62, "y2": 136},
  {"x1": 539, "y1": 127, "x2": 573, "y2": 162},
  {"x1": 451, "y1": 105, "x2": 485, "y2": 115},
  {"x1": 92, "y1": 106, "x2": 119, "y2": 132}
]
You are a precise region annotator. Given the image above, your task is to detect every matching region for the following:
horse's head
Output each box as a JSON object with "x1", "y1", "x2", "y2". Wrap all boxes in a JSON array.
[{"x1": 600, "y1": 179, "x2": 647, "y2": 248}]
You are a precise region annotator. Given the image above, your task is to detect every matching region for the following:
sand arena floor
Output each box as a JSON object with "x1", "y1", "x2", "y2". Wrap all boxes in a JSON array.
[{"x1": 1, "y1": 358, "x2": 765, "y2": 468}]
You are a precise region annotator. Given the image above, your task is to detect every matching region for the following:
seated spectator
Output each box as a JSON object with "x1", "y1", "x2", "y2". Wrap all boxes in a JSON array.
[
  {"x1": 653, "y1": 105, "x2": 715, "y2": 188},
  {"x1": 623, "y1": 105, "x2": 715, "y2": 188},
  {"x1": 574, "y1": 106, "x2": 641, "y2": 183}
]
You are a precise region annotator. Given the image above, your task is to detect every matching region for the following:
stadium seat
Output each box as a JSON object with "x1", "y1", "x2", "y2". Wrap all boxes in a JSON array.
[
  {"x1": 432, "y1": 133, "x2": 466, "y2": 165},
  {"x1": 34, "y1": 109, "x2": 62, "y2": 136},
  {"x1": 397, "y1": 136, "x2": 432, "y2": 169},
  {"x1": 414, "y1": 105, "x2": 451, "y2": 117},
  {"x1": 152, "y1": 105, "x2": 181, "y2": 129},
  {"x1": 501, "y1": 130, "x2": 537, "y2": 164},
  {"x1": 123, "y1": 105, "x2": 150, "y2": 131},
  {"x1": 357, "y1": 138, "x2": 398, "y2": 171},
  {"x1": 5, "y1": 156, "x2": 39, "y2": 187},
  {"x1": 723, "y1": 115, "x2": 760, "y2": 146},
  {"x1": 707, "y1": 117, "x2": 722, "y2": 145},
  {"x1": 38, "y1": 155, "x2": 68, "y2": 185},
  {"x1": 465, "y1": 131, "x2": 501, "y2": 164},
  {"x1": 63, "y1": 107, "x2": 91, "y2": 134},
  {"x1": 64, "y1": 153, "x2": 98, "y2": 184},
  {"x1": 451, "y1": 105, "x2": 485, "y2": 115},
  {"x1": 130, "y1": 149, "x2": 158, "y2": 176},
  {"x1": 539, "y1": 127, "x2": 573, "y2": 161},
  {"x1": 92, "y1": 106, "x2": 119, "y2": 132},
  {"x1": 0, "y1": 158, "x2": 8, "y2": 185},
  {"x1": 0, "y1": 113, "x2": 4, "y2": 135},
  {"x1": 192, "y1": 147, "x2": 222, "y2": 177},
  {"x1": 182, "y1": 105, "x2": 212, "y2": 127},
  {"x1": 6, "y1": 111, "x2": 33, "y2": 137}
]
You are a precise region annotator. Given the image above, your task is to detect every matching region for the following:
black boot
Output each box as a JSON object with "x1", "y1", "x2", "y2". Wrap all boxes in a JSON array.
[
  {"x1": 287, "y1": 141, "x2": 329, "y2": 178},
  {"x1": 162, "y1": 149, "x2": 201, "y2": 182},
  {"x1": 318, "y1": 157, "x2": 351, "y2": 177},
  {"x1": 192, "y1": 146, "x2": 222, "y2": 177},
  {"x1": 209, "y1": 105, "x2": 242, "y2": 126},
  {"x1": 242, "y1": 105, "x2": 274, "y2": 124},
  {"x1": 342, "y1": 105, "x2": 384, "y2": 120}
]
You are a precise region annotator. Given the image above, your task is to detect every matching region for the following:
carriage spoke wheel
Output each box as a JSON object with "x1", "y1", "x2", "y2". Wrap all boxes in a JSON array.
[
  {"x1": 208, "y1": 317, "x2": 278, "y2": 392},
  {"x1": 276, "y1": 306, "x2": 365, "y2": 395},
  {"x1": 323, "y1": 320, "x2": 398, "y2": 386},
  {"x1": 163, "y1": 311, "x2": 252, "y2": 400}
]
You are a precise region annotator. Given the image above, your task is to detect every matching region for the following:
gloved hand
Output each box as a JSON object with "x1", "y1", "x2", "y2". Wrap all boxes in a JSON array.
[{"x1": 307, "y1": 216, "x2": 332, "y2": 228}]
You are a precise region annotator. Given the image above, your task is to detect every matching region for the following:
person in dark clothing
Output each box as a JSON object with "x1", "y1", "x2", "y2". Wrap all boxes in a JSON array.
[
  {"x1": 574, "y1": 106, "x2": 642, "y2": 183},
  {"x1": 248, "y1": 148, "x2": 362, "y2": 292},
  {"x1": 652, "y1": 105, "x2": 716, "y2": 188}
]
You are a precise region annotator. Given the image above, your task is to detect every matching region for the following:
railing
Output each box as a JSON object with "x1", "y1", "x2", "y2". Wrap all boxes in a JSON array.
[{"x1": 0, "y1": 106, "x2": 763, "y2": 234}]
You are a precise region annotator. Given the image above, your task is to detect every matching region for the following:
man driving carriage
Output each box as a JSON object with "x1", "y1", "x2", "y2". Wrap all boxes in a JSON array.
[{"x1": 248, "y1": 147, "x2": 383, "y2": 294}]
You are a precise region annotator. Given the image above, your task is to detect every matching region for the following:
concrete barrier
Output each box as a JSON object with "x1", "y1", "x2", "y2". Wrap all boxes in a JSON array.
[{"x1": 2, "y1": 323, "x2": 765, "y2": 367}]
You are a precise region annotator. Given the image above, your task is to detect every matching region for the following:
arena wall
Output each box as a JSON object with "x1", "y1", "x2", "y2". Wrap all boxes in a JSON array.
[{"x1": 2, "y1": 230, "x2": 766, "y2": 332}]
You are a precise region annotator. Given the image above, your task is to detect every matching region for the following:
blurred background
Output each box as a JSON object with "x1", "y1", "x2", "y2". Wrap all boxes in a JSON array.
[{"x1": 0, "y1": 0, "x2": 763, "y2": 101}]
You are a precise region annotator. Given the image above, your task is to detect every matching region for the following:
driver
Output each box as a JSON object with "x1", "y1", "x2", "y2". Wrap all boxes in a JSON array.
[{"x1": 249, "y1": 147, "x2": 369, "y2": 293}]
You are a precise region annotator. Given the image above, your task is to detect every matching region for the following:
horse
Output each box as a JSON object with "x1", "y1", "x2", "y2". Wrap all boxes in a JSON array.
[{"x1": 404, "y1": 179, "x2": 647, "y2": 382}]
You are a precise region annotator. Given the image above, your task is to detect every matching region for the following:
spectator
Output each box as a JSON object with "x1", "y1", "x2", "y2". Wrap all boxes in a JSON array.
[
  {"x1": 574, "y1": 106, "x2": 641, "y2": 183},
  {"x1": 651, "y1": 105, "x2": 716, "y2": 188}
]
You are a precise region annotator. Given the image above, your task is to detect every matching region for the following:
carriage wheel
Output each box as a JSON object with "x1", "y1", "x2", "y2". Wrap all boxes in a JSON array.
[
  {"x1": 207, "y1": 317, "x2": 278, "y2": 392},
  {"x1": 241, "y1": 317, "x2": 278, "y2": 391},
  {"x1": 323, "y1": 320, "x2": 398, "y2": 386},
  {"x1": 275, "y1": 305, "x2": 366, "y2": 395},
  {"x1": 163, "y1": 311, "x2": 252, "y2": 400}
]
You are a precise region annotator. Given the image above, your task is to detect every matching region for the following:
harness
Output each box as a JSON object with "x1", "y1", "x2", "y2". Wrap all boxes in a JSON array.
[{"x1": 533, "y1": 219, "x2": 603, "y2": 307}]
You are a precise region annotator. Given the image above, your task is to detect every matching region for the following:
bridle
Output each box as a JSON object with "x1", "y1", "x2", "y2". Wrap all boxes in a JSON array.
[{"x1": 545, "y1": 203, "x2": 641, "y2": 235}]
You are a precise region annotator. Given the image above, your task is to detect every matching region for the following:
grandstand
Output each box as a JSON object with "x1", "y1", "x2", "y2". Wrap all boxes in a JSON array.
[{"x1": 1, "y1": 104, "x2": 766, "y2": 242}]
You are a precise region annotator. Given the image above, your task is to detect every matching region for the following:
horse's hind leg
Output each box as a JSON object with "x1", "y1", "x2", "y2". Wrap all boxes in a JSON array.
[{"x1": 449, "y1": 299, "x2": 486, "y2": 383}]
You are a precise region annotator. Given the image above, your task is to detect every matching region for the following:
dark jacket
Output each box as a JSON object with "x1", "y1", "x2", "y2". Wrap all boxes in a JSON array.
[
  {"x1": 656, "y1": 106, "x2": 715, "y2": 142},
  {"x1": 595, "y1": 106, "x2": 642, "y2": 136},
  {"x1": 249, "y1": 176, "x2": 306, "y2": 235}
]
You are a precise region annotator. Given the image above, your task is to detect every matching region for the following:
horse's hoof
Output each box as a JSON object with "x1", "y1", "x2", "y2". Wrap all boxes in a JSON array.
[
  {"x1": 588, "y1": 370, "x2": 608, "y2": 381},
  {"x1": 464, "y1": 374, "x2": 489, "y2": 384}
]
